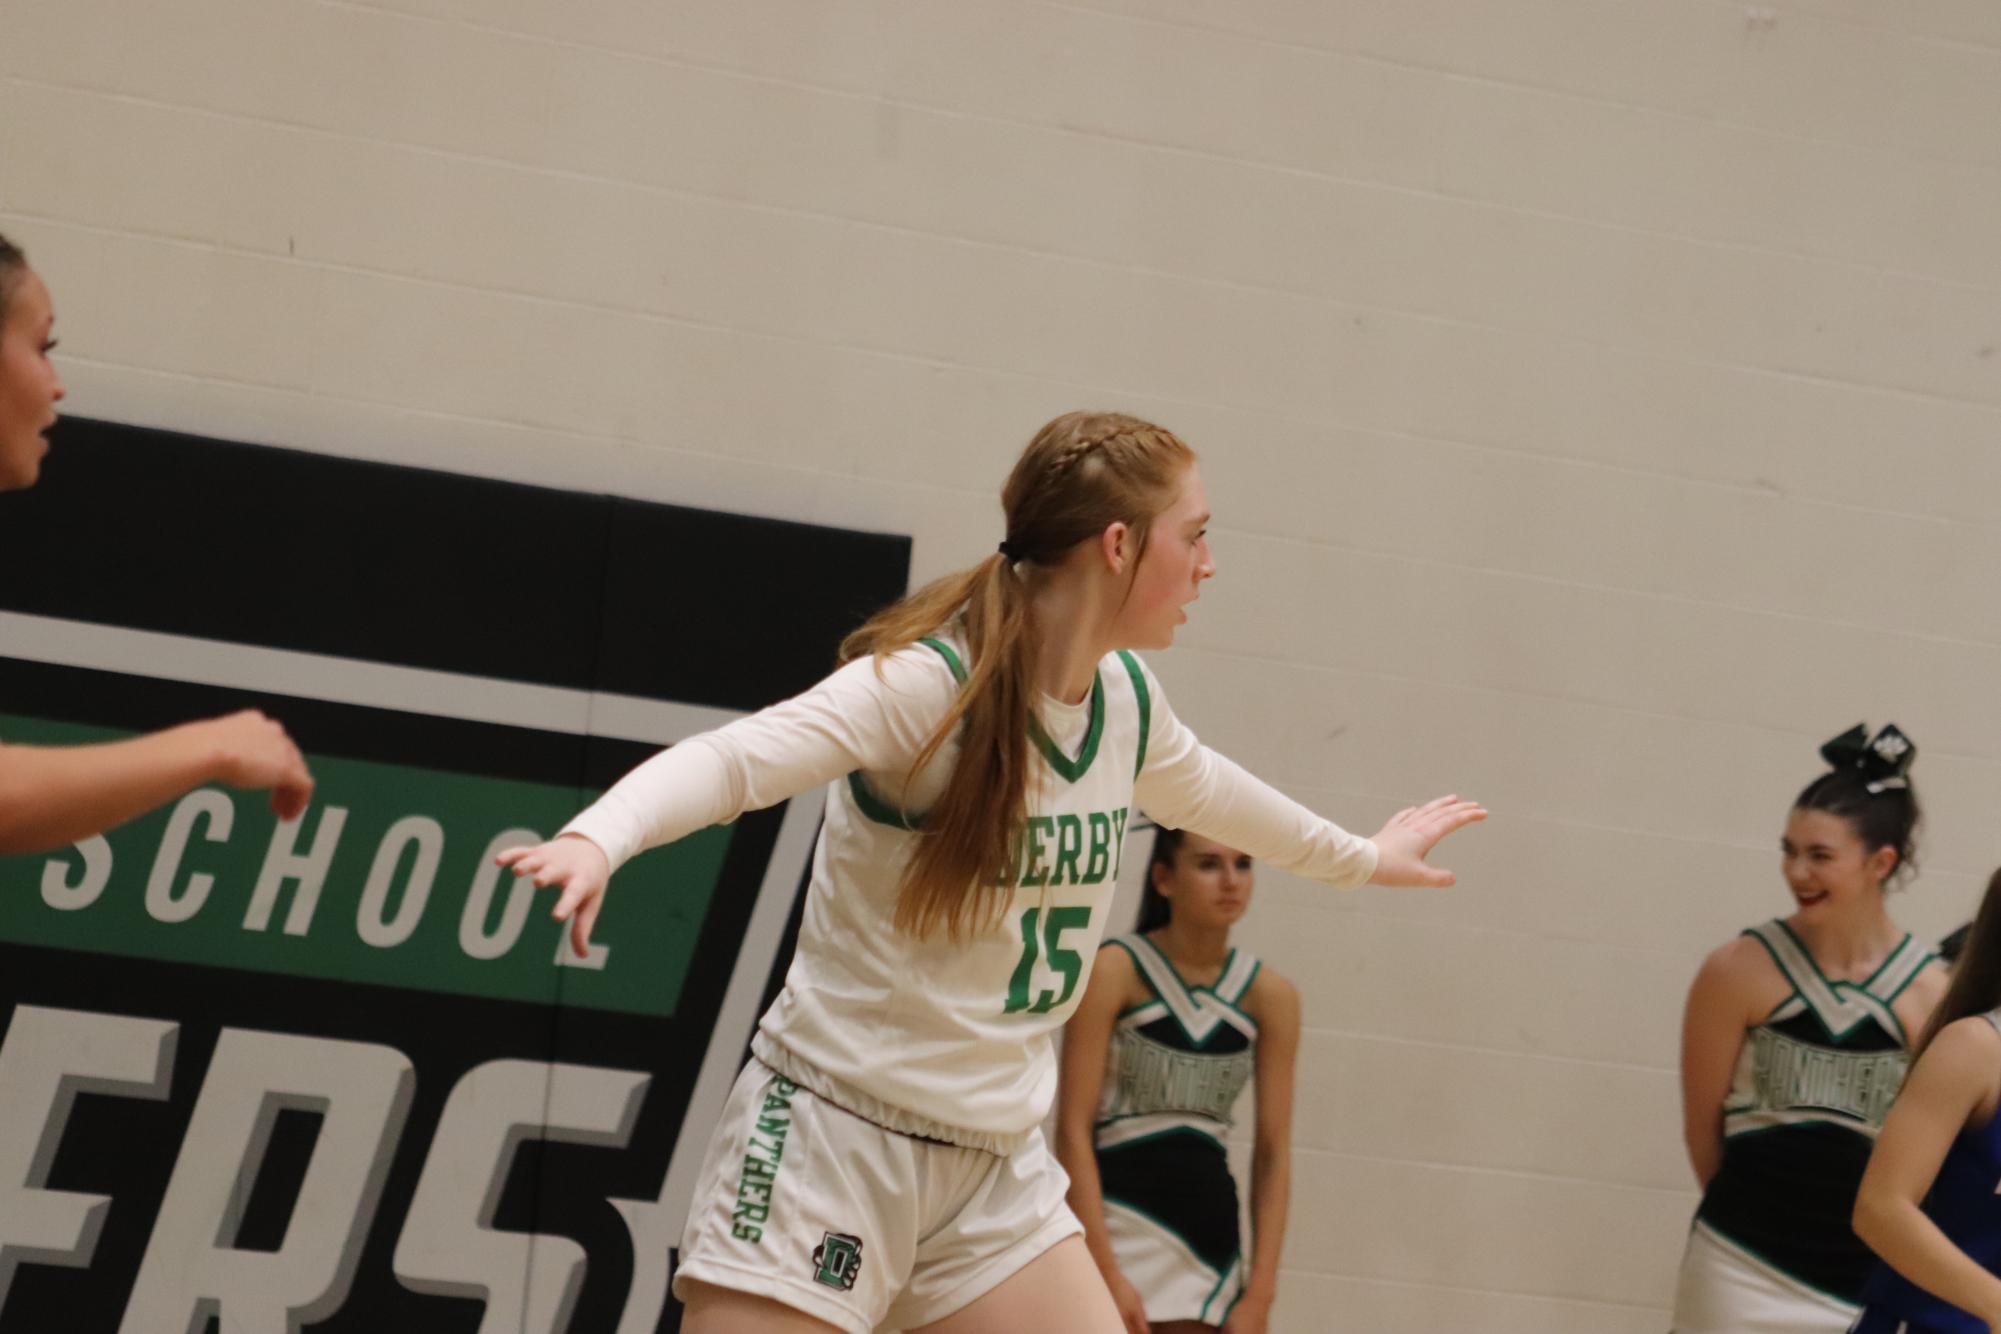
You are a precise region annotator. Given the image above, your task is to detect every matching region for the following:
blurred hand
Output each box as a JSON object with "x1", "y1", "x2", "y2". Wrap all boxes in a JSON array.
[
  {"x1": 1222, "y1": 1292, "x2": 1272, "y2": 1334},
  {"x1": 1366, "y1": 794, "x2": 1486, "y2": 888},
  {"x1": 1105, "y1": 1269, "x2": 1150, "y2": 1334},
  {"x1": 497, "y1": 834, "x2": 612, "y2": 958},
  {"x1": 201, "y1": 710, "x2": 314, "y2": 820}
]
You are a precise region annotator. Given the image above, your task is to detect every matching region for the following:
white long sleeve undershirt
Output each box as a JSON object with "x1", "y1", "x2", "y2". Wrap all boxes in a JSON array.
[{"x1": 563, "y1": 644, "x2": 1376, "y2": 888}]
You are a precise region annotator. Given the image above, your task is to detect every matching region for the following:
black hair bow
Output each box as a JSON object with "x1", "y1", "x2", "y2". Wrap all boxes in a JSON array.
[{"x1": 1818, "y1": 723, "x2": 1917, "y2": 793}]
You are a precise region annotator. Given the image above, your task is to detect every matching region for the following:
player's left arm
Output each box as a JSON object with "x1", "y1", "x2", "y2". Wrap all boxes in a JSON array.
[
  {"x1": 1228, "y1": 969, "x2": 1301, "y2": 1334},
  {"x1": 1128, "y1": 658, "x2": 1481, "y2": 891}
]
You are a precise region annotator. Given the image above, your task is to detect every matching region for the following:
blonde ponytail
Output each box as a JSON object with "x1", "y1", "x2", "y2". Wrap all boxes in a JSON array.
[{"x1": 842, "y1": 411, "x2": 1194, "y2": 940}]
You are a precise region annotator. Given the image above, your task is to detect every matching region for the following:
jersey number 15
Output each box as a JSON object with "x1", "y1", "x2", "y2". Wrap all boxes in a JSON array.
[{"x1": 1004, "y1": 906, "x2": 1092, "y2": 1014}]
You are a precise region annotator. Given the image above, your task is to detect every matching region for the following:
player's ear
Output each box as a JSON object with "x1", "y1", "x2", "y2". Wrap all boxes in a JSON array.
[{"x1": 1099, "y1": 522, "x2": 1130, "y2": 574}]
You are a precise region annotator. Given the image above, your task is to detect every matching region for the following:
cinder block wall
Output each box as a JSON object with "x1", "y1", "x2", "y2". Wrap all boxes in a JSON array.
[{"x1": 9, "y1": 3, "x2": 2000, "y2": 1327}]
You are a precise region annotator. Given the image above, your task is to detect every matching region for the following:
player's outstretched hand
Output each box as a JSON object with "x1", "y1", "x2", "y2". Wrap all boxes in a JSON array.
[
  {"x1": 497, "y1": 833, "x2": 611, "y2": 958},
  {"x1": 1366, "y1": 794, "x2": 1486, "y2": 888},
  {"x1": 202, "y1": 710, "x2": 315, "y2": 821}
]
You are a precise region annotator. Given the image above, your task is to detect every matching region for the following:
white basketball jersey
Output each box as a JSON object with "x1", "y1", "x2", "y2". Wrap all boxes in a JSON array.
[
  {"x1": 565, "y1": 629, "x2": 1375, "y2": 1153},
  {"x1": 755, "y1": 635, "x2": 1151, "y2": 1151}
]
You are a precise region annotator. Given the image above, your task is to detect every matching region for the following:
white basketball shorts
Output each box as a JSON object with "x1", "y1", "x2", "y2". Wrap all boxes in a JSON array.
[{"x1": 673, "y1": 1059, "x2": 1082, "y2": 1334}]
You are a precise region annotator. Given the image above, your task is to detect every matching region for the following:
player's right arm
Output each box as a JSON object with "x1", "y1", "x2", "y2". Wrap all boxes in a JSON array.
[
  {"x1": 0, "y1": 710, "x2": 313, "y2": 853},
  {"x1": 1679, "y1": 937, "x2": 1764, "y2": 1187},
  {"x1": 505, "y1": 647, "x2": 955, "y2": 957},
  {"x1": 1853, "y1": 1016, "x2": 2001, "y2": 1331},
  {"x1": 1054, "y1": 943, "x2": 1150, "y2": 1334}
]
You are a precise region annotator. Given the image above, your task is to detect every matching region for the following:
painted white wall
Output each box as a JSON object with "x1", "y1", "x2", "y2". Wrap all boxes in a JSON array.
[{"x1": 8, "y1": 2, "x2": 2001, "y2": 1328}]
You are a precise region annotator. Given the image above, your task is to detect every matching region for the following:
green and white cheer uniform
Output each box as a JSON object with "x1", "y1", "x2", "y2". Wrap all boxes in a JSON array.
[
  {"x1": 1094, "y1": 933, "x2": 1262, "y2": 1327},
  {"x1": 564, "y1": 631, "x2": 1374, "y2": 1333},
  {"x1": 1671, "y1": 920, "x2": 1934, "y2": 1333}
]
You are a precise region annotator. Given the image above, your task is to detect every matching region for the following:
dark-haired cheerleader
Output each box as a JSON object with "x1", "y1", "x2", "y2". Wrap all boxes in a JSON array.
[
  {"x1": 1055, "y1": 829, "x2": 1295, "y2": 1334},
  {"x1": 1672, "y1": 725, "x2": 1948, "y2": 1332}
]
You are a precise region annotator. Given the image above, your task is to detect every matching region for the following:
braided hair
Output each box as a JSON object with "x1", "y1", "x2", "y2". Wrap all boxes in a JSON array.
[{"x1": 843, "y1": 411, "x2": 1197, "y2": 941}]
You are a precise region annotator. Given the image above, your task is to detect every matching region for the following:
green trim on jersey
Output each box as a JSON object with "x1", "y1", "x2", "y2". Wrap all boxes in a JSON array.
[
  {"x1": 1101, "y1": 1191, "x2": 1232, "y2": 1285},
  {"x1": 1095, "y1": 1109, "x2": 1193, "y2": 1128},
  {"x1": 1720, "y1": 928, "x2": 1919, "y2": 1144},
  {"x1": 1202, "y1": 1257, "x2": 1244, "y2": 1325},
  {"x1": 1721, "y1": 1119, "x2": 1874, "y2": 1146},
  {"x1": 1030, "y1": 671, "x2": 1105, "y2": 784},
  {"x1": 1858, "y1": 935, "x2": 1910, "y2": 991},
  {"x1": 1759, "y1": 990, "x2": 1802, "y2": 1024},
  {"x1": 1117, "y1": 998, "x2": 1167, "y2": 1021},
  {"x1": 1691, "y1": 1219, "x2": 1863, "y2": 1312},
  {"x1": 847, "y1": 771, "x2": 924, "y2": 830},
  {"x1": 845, "y1": 637, "x2": 964, "y2": 830},
  {"x1": 1882, "y1": 954, "x2": 1939, "y2": 1007},
  {"x1": 924, "y1": 633, "x2": 1106, "y2": 784},
  {"x1": 1138, "y1": 935, "x2": 1254, "y2": 1006},
  {"x1": 1105, "y1": 1182, "x2": 1242, "y2": 1326},
  {"x1": 1094, "y1": 1122, "x2": 1226, "y2": 1154},
  {"x1": 918, "y1": 636, "x2": 967, "y2": 683},
  {"x1": 1111, "y1": 935, "x2": 1261, "y2": 1049},
  {"x1": 1127, "y1": 936, "x2": 1232, "y2": 999},
  {"x1": 1742, "y1": 920, "x2": 1925, "y2": 1046},
  {"x1": 1237, "y1": 958, "x2": 1263, "y2": 1002},
  {"x1": 1117, "y1": 650, "x2": 1151, "y2": 778},
  {"x1": 1774, "y1": 919, "x2": 1928, "y2": 1008},
  {"x1": 848, "y1": 635, "x2": 1117, "y2": 825},
  {"x1": 1207, "y1": 960, "x2": 1263, "y2": 1030}
]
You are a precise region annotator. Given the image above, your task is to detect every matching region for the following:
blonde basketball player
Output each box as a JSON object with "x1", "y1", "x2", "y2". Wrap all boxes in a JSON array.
[{"x1": 499, "y1": 411, "x2": 1485, "y2": 1334}]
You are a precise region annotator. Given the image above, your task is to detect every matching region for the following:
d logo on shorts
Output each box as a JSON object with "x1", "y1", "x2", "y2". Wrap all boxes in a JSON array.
[{"x1": 812, "y1": 1232, "x2": 864, "y2": 1291}]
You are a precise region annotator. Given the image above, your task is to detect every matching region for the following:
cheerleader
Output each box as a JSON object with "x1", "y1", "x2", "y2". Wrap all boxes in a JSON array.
[
  {"x1": 1673, "y1": 725, "x2": 1946, "y2": 1332},
  {"x1": 1056, "y1": 828, "x2": 1296, "y2": 1334}
]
